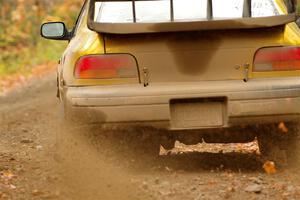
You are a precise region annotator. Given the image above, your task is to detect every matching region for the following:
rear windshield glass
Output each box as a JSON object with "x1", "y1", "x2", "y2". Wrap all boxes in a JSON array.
[{"x1": 94, "y1": 0, "x2": 280, "y2": 23}]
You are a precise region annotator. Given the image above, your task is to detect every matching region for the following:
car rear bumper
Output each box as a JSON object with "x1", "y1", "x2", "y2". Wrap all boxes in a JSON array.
[{"x1": 64, "y1": 78, "x2": 300, "y2": 130}]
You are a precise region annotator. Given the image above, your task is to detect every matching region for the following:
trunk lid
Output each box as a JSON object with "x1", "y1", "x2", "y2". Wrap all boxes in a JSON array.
[{"x1": 104, "y1": 27, "x2": 284, "y2": 83}]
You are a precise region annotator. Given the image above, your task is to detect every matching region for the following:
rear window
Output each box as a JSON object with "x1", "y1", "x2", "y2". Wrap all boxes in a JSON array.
[{"x1": 94, "y1": 0, "x2": 280, "y2": 23}]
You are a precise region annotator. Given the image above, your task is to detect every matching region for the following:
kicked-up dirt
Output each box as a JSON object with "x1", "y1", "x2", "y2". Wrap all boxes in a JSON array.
[{"x1": 1, "y1": 74, "x2": 300, "y2": 200}]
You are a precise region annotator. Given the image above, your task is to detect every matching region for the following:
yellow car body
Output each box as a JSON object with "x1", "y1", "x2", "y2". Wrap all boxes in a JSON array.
[
  {"x1": 61, "y1": 0, "x2": 300, "y2": 88},
  {"x1": 43, "y1": 0, "x2": 300, "y2": 134}
]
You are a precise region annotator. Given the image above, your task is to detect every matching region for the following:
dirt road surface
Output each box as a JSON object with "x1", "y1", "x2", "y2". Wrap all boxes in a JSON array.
[{"x1": 1, "y1": 74, "x2": 300, "y2": 200}]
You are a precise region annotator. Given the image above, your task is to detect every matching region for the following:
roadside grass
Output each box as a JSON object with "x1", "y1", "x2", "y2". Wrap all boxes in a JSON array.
[
  {"x1": 0, "y1": 39, "x2": 66, "y2": 94},
  {"x1": 0, "y1": 39, "x2": 66, "y2": 77}
]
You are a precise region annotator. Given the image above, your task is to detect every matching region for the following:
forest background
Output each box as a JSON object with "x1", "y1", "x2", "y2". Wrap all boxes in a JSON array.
[{"x1": 0, "y1": 0, "x2": 82, "y2": 84}]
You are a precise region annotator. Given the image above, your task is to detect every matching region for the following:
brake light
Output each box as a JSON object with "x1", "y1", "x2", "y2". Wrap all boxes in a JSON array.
[
  {"x1": 75, "y1": 54, "x2": 138, "y2": 79},
  {"x1": 253, "y1": 47, "x2": 300, "y2": 72}
]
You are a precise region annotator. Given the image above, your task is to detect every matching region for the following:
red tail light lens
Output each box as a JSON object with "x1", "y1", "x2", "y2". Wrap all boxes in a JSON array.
[
  {"x1": 253, "y1": 47, "x2": 300, "y2": 72},
  {"x1": 75, "y1": 54, "x2": 138, "y2": 79}
]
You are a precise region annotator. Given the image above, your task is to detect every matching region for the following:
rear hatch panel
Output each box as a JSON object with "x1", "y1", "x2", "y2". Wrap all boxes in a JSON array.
[{"x1": 105, "y1": 27, "x2": 284, "y2": 82}]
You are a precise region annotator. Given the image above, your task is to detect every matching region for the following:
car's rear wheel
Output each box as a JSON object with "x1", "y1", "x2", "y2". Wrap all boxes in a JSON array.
[{"x1": 257, "y1": 122, "x2": 300, "y2": 167}]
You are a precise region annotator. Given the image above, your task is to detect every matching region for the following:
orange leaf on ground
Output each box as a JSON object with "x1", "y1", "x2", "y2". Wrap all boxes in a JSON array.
[
  {"x1": 0, "y1": 191, "x2": 6, "y2": 198},
  {"x1": 278, "y1": 122, "x2": 288, "y2": 134},
  {"x1": 0, "y1": 170, "x2": 15, "y2": 180},
  {"x1": 32, "y1": 189, "x2": 43, "y2": 196},
  {"x1": 263, "y1": 161, "x2": 277, "y2": 174}
]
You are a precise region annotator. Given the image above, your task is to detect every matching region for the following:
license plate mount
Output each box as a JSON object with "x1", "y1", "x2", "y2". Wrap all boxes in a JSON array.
[{"x1": 170, "y1": 98, "x2": 226, "y2": 129}]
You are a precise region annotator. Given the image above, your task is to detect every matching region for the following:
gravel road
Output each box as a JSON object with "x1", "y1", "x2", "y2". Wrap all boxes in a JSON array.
[{"x1": 1, "y1": 74, "x2": 300, "y2": 200}]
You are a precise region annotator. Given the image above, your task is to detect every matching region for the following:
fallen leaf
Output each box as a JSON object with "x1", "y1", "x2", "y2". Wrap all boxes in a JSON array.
[
  {"x1": 208, "y1": 180, "x2": 217, "y2": 185},
  {"x1": 165, "y1": 166, "x2": 173, "y2": 172},
  {"x1": 36, "y1": 145, "x2": 43, "y2": 151},
  {"x1": 9, "y1": 184, "x2": 17, "y2": 190},
  {"x1": 32, "y1": 189, "x2": 43, "y2": 196},
  {"x1": 278, "y1": 122, "x2": 288, "y2": 134},
  {"x1": 1, "y1": 170, "x2": 15, "y2": 180},
  {"x1": 227, "y1": 186, "x2": 235, "y2": 192},
  {"x1": 0, "y1": 191, "x2": 6, "y2": 198},
  {"x1": 263, "y1": 161, "x2": 277, "y2": 174}
]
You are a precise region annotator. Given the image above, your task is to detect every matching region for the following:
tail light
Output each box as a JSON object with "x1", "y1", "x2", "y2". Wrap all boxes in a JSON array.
[
  {"x1": 253, "y1": 47, "x2": 300, "y2": 72},
  {"x1": 75, "y1": 54, "x2": 138, "y2": 79}
]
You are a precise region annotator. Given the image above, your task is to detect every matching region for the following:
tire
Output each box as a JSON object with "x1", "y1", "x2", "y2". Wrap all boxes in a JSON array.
[{"x1": 257, "y1": 122, "x2": 300, "y2": 167}]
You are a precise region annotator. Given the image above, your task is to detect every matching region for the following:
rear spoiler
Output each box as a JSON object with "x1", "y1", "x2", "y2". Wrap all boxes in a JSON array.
[{"x1": 87, "y1": 0, "x2": 298, "y2": 34}]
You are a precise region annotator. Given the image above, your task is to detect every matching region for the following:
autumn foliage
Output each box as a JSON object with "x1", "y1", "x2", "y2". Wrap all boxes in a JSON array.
[
  {"x1": 0, "y1": 0, "x2": 82, "y2": 47},
  {"x1": 0, "y1": 0, "x2": 82, "y2": 80}
]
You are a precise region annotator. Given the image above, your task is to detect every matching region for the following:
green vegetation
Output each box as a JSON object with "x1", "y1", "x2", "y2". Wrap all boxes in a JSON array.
[
  {"x1": 0, "y1": 0, "x2": 82, "y2": 77},
  {"x1": 0, "y1": 41, "x2": 66, "y2": 76}
]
